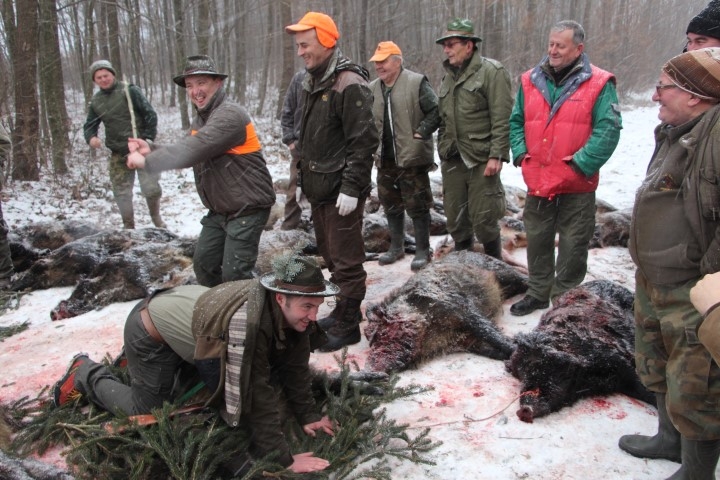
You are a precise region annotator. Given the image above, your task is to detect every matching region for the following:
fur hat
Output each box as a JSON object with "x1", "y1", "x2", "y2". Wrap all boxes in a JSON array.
[
  {"x1": 687, "y1": 0, "x2": 720, "y2": 40},
  {"x1": 285, "y1": 12, "x2": 340, "y2": 49},
  {"x1": 173, "y1": 55, "x2": 228, "y2": 88},
  {"x1": 435, "y1": 18, "x2": 482, "y2": 44},
  {"x1": 89, "y1": 60, "x2": 116, "y2": 79},
  {"x1": 663, "y1": 47, "x2": 720, "y2": 101},
  {"x1": 260, "y1": 254, "x2": 339, "y2": 297}
]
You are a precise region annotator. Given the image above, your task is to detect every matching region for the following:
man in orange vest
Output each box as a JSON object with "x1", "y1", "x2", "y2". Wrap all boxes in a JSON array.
[
  {"x1": 127, "y1": 55, "x2": 275, "y2": 287},
  {"x1": 509, "y1": 20, "x2": 622, "y2": 316}
]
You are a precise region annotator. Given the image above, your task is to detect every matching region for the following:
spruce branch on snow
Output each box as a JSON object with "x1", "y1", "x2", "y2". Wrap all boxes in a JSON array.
[{"x1": 7, "y1": 350, "x2": 440, "y2": 479}]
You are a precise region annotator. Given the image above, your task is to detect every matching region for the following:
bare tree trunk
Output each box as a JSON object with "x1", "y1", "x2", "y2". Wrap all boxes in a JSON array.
[
  {"x1": 196, "y1": 0, "x2": 210, "y2": 54},
  {"x1": 12, "y1": 0, "x2": 40, "y2": 180},
  {"x1": 233, "y1": 0, "x2": 247, "y2": 104},
  {"x1": 163, "y1": 0, "x2": 177, "y2": 107},
  {"x1": 276, "y1": 0, "x2": 294, "y2": 119},
  {"x1": 172, "y1": 0, "x2": 190, "y2": 129},
  {"x1": 82, "y1": 1, "x2": 98, "y2": 106},
  {"x1": 107, "y1": 0, "x2": 122, "y2": 74},
  {"x1": 39, "y1": 0, "x2": 70, "y2": 175},
  {"x1": 126, "y1": 0, "x2": 144, "y2": 85},
  {"x1": 98, "y1": 0, "x2": 110, "y2": 60},
  {"x1": 255, "y1": 1, "x2": 273, "y2": 115}
]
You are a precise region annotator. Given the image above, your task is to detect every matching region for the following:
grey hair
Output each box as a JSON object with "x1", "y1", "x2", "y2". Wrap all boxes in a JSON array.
[
  {"x1": 389, "y1": 54, "x2": 404, "y2": 65},
  {"x1": 551, "y1": 20, "x2": 585, "y2": 45}
]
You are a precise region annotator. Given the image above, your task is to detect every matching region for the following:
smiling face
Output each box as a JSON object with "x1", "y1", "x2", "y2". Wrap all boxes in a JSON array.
[
  {"x1": 652, "y1": 72, "x2": 696, "y2": 126},
  {"x1": 547, "y1": 28, "x2": 583, "y2": 70},
  {"x1": 276, "y1": 293, "x2": 325, "y2": 332},
  {"x1": 184, "y1": 75, "x2": 223, "y2": 110},
  {"x1": 374, "y1": 56, "x2": 403, "y2": 86},
  {"x1": 93, "y1": 69, "x2": 116, "y2": 90},
  {"x1": 294, "y1": 29, "x2": 333, "y2": 71}
]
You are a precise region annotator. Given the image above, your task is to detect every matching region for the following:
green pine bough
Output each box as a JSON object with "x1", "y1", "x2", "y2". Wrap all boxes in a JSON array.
[{"x1": 6, "y1": 350, "x2": 440, "y2": 479}]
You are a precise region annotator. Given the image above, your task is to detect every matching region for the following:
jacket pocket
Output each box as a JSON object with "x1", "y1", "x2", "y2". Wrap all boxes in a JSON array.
[
  {"x1": 303, "y1": 169, "x2": 343, "y2": 203},
  {"x1": 699, "y1": 167, "x2": 720, "y2": 220},
  {"x1": 467, "y1": 133, "x2": 491, "y2": 156}
]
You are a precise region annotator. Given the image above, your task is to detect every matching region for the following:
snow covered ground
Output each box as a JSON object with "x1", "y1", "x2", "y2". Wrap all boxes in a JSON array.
[{"x1": 0, "y1": 99, "x2": 695, "y2": 478}]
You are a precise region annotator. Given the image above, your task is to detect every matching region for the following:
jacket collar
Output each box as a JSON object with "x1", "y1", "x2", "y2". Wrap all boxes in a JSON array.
[
  {"x1": 99, "y1": 79, "x2": 121, "y2": 93},
  {"x1": 539, "y1": 54, "x2": 585, "y2": 86},
  {"x1": 442, "y1": 49, "x2": 482, "y2": 82},
  {"x1": 658, "y1": 103, "x2": 720, "y2": 143},
  {"x1": 195, "y1": 86, "x2": 226, "y2": 121},
  {"x1": 304, "y1": 49, "x2": 369, "y2": 93}
]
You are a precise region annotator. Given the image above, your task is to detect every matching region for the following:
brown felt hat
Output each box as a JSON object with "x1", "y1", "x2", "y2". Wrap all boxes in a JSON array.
[
  {"x1": 260, "y1": 255, "x2": 339, "y2": 297},
  {"x1": 173, "y1": 55, "x2": 228, "y2": 88}
]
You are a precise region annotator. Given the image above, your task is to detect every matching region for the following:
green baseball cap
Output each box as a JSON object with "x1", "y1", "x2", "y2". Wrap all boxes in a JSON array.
[{"x1": 436, "y1": 18, "x2": 482, "y2": 44}]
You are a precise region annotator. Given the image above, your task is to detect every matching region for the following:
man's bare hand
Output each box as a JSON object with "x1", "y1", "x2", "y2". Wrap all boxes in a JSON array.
[
  {"x1": 484, "y1": 158, "x2": 502, "y2": 176},
  {"x1": 691, "y1": 271, "x2": 720, "y2": 316},
  {"x1": 89, "y1": 137, "x2": 102, "y2": 149},
  {"x1": 128, "y1": 138, "x2": 151, "y2": 156},
  {"x1": 289, "y1": 452, "x2": 330, "y2": 473},
  {"x1": 302, "y1": 415, "x2": 335, "y2": 437},
  {"x1": 127, "y1": 151, "x2": 146, "y2": 169}
]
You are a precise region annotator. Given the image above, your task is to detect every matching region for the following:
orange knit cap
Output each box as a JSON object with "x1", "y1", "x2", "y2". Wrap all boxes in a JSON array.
[{"x1": 285, "y1": 12, "x2": 340, "y2": 48}]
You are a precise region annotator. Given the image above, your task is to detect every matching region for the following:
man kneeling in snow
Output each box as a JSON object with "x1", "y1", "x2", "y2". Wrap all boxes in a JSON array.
[{"x1": 52, "y1": 253, "x2": 338, "y2": 475}]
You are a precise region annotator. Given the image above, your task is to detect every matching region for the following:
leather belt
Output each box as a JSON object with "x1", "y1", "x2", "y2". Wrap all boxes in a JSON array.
[{"x1": 140, "y1": 307, "x2": 165, "y2": 344}]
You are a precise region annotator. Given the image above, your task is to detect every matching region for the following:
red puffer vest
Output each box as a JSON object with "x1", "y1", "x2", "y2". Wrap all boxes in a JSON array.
[{"x1": 521, "y1": 65, "x2": 613, "y2": 199}]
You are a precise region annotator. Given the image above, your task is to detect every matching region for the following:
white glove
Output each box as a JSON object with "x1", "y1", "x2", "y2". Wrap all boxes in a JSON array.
[
  {"x1": 296, "y1": 187, "x2": 310, "y2": 209},
  {"x1": 335, "y1": 193, "x2": 358, "y2": 216}
]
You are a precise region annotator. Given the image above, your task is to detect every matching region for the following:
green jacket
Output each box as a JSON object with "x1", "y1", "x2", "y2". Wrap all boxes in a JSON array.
[
  {"x1": 83, "y1": 79, "x2": 157, "y2": 155},
  {"x1": 437, "y1": 50, "x2": 513, "y2": 167},
  {"x1": 192, "y1": 280, "x2": 325, "y2": 467},
  {"x1": 630, "y1": 105, "x2": 720, "y2": 285}
]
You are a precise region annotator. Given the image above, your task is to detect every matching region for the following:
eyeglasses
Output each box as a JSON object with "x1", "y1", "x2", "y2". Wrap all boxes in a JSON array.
[
  {"x1": 655, "y1": 83, "x2": 678, "y2": 94},
  {"x1": 442, "y1": 40, "x2": 465, "y2": 49}
]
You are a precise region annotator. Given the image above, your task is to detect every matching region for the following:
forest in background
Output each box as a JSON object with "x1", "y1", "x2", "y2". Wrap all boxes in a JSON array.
[{"x1": 0, "y1": 0, "x2": 709, "y2": 181}]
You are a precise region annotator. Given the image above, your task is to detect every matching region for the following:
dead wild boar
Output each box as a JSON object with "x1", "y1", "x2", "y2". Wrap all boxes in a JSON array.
[
  {"x1": 506, "y1": 280, "x2": 654, "y2": 423},
  {"x1": 364, "y1": 251, "x2": 526, "y2": 373},
  {"x1": 589, "y1": 208, "x2": 632, "y2": 249},
  {"x1": 9, "y1": 228, "x2": 196, "y2": 320},
  {"x1": 8, "y1": 220, "x2": 104, "y2": 271}
]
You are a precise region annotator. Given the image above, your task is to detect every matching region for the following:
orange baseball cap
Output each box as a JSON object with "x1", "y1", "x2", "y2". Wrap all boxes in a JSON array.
[
  {"x1": 369, "y1": 41, "x2": 403, "y2": 62},
  {"x1": 285, "y1": 12, "x2": 340, "y2": 49}
]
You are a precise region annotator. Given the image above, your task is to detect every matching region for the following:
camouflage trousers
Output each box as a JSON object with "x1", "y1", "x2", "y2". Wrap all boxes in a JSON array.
[
  {"x1": 635, "y1": 270, "x2": 720, "y2": 439},
  {"x1": 377, "y1": 165, "x2": 433, "y2": 219},
  {"x1": 440, "y1": 157, "x2": 505, "y2": 244},
  {"x1": 109, "y1": 152, "x2": 162, "y2": 202}
]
